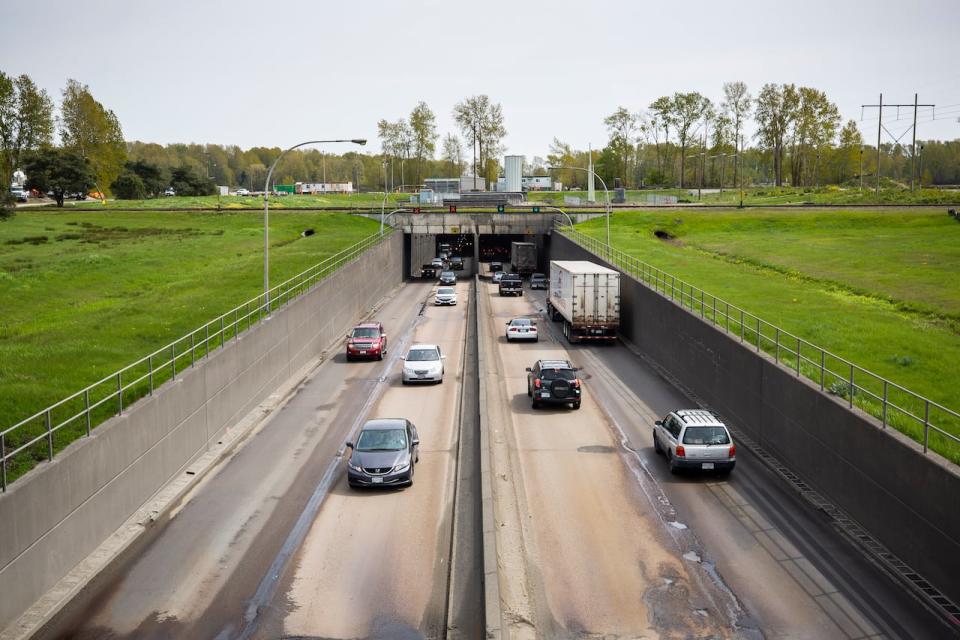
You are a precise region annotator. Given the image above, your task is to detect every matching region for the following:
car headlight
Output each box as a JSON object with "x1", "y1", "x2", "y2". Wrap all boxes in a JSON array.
[
  {"x1": 347, "y1": 460, "x2": 363, "y2": 471},
  {"x1": 392, "y1": 462, "x2": 410, "y2": 473}
]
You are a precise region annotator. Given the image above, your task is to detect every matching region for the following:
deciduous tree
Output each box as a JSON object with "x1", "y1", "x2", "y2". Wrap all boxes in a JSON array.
[
  {"x1": 59, "y1": 79, "x2": 126, "y2": 199},
  {"x1": 721, "y1": 81, "x2": 751, "y2": 187},
  {"x1": 409, "y1": 102, "x2": 438, "y2": 185},
  {"x1": 0, "y1": 72, "x2": 54, "y2": 185},
  {"x1": 671, "y1": 92, "x2": 712, "y2": 188},
  {"x1": 603, "y1": 106, "x2": 637, "y2": 186},
  {"x1": 754, "y1": 83, "x2": 798, "y2": 186},
  {"x1": 23, "y1": 148, "x2": 95, "y2": 207}
]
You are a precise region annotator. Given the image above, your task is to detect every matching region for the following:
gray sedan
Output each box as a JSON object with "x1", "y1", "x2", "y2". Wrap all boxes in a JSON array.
[{"x1": 346, "y1": 419, "x2": 420, "y2": 488}]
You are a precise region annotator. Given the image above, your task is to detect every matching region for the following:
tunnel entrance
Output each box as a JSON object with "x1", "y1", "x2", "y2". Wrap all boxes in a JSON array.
[
  {"x1": 478, "y1": 234, "x2": 526, "y2": 263},
  {"x1": 436, "y1": 233, "x2": 475, "y2": 258}
]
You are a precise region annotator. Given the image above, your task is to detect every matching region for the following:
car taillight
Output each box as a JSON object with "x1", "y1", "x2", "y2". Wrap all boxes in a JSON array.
[
  {"x1": 729, "y1": 445, "x2": 736, "y2": 458},
  {"x1": 675, "y1": 445, "x2": 686, "y2": 458},
  {"x1": 572, "y1": 379, "x2": 581, "y2": 388},
  {"x1": 534, "y1": 379, "x2": 541, "y2": 388}
]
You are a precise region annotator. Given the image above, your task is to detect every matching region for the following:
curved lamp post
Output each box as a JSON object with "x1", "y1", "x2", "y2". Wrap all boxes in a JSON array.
[
  {"x1": 263, "y1": 138, "x2": 366, "y2": 313},
  {"x1": 547, "y1": 165, "x2": 611, "y2": 246}
]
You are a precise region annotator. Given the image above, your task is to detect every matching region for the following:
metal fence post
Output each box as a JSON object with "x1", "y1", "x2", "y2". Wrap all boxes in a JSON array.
[
  {"x1": 756, "y1": 318, "x2": 761, "y2": 352},
  {"x1": 796, "y1": 338, "x2": 801, "y2": 375},
  {"x1": 117, "y1": 372, "x2": 123, "y2": 414},
  {"x1": 849, "y1": 364, "x2": 854, "y2": 408},
  {"x1": 740, "y1": 310, "x2": 744, "y2": 342},
  {"x1": 923, "y1": 401, "x2": 930, "y2": 453},
  {"x1": 221, "y1": 316, "x2": 225, "y2": 348},
  {"x1": 46, "y1": 409, "x2": 53, "y2": 460},
  {"x1": 1, "y1": 433, "x2": 6, "y2": 492},
  {"x1": 775, "y1": 327, "x2": 780, "y2": 362},
  {"x1": 149, "y1": 355, "x2": 154, "y2": 395},
  {"x1": 882, "y1": 381, "x2": 888, "y2": 428},
  {"x1": 190, "y1": 332, "x2": 195, "y2": 367},
  {"x1": 171, "y1": 343, "x2": 177, "y2": 379},
  {"x1": 712, "y1": 296, "x2": 716, "y2": 325},
  {"x1": 820, "y1": 351, "x2": 825, "y2": 391},
  {"x1": 700, "y1": 291, "x2": 705, "y2": 317},
  {"x1": 235, "y1": 308, "x2": 239, "y2": 341},
  {"x1": 85, "y1": 389, "x2": 91, "y2": 436},
  {"x1": 205, "y1": 325, "x2": 209, "y2": 359}
]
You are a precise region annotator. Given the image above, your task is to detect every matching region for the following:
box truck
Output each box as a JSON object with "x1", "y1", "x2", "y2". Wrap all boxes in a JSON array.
[
  {"x1": 546, "y1": 260, "x2": 620, "y2": 343},
  {"x1": 510, "y1": 242, "x2": 537, "y2": 276}
]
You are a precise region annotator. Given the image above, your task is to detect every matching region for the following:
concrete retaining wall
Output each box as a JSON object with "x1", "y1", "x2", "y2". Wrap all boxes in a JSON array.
[
  {"x1": 0, "y1": 233, "x2": 404, "y2": 629},
  {"x1": 548, "y1": 232, "x2": 960, "y2": 604}
]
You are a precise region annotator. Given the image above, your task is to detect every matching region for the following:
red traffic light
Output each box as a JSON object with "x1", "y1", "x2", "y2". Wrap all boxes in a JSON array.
[
  {"x1": 413, "y1": 207, "x2": 421, "y2": 214},
  {"x1": 449, "y1": 205, "x2": 457, "y2": 213}
]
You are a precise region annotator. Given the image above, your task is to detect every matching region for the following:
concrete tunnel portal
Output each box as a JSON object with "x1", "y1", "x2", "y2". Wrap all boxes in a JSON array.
[{"x1": 404, "y1": 232, "x2": 543, "y2": 277}]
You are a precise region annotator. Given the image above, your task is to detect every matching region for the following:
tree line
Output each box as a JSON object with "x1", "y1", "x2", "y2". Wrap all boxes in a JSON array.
[{"x1": 585, "y1": 82, "x2": 958, "y2": 190}]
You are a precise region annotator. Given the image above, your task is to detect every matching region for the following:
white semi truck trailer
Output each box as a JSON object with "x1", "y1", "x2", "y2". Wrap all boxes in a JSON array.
[{"x1": 546, "y1": 260, "x2": 621, "y2": 343}]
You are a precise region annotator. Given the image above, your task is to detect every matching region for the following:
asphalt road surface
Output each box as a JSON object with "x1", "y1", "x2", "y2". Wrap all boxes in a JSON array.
[{"x1": 479, "y1": 281, "x2": 951, "y2": 640}]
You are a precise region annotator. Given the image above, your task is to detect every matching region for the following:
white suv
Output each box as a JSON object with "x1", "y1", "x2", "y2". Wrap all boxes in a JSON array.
[{"x1": 653, "y1": 409, "x2": 736, "y2": 475}]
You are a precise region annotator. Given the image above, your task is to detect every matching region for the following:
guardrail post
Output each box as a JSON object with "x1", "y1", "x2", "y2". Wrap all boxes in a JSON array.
[
  {"x1": 820, "y1": 350, "x2": 825, "y2": 390},
  {"x1": 205, "y1": 325, "x2": 209, "y2": 359},
  {"x1": 190, "y1": 333, "x2": 195, "y2": 367},
  {"x1": 796, "y1": 338, "x2": 801, "y2": 375},
  {"x1": 171, "y1": 343, "x2": 177, "y2": 379},
  {"x1": 671, "y1": 276, "x2": 675, "y2": 300},
  {"x1": 46, "y1": 409, "x2": 53, "y2": 460},
  {"x1": 221, "y1": 317, "x2": 225, "y2": 348},
  {"x1": 725, "y1": 302, "x2": 729, "y2": 332},
  {"x1": 1, "y1": 433, "x2": 6, "y2": 492},
  {"x1": 923, "y1": 401, "x2": 930, "y2": 453},
  {"x1": 149, "y1": 355, "x2": 154, "y2": 395},
  {"x1": 882, "y1": 381, "x2": 888, "y2": 428},
  {"x1": 849, "y1": 364, "x2": 854, "y2": 408},
  {"x1": 235, "y1": 308, "x2": 239, "y2": 341},
  {"x1": 756, "y1": 318, "x2": 761, "y2": 352},
  {"x1": 740, "y1": 310, "x2": 744, "y2": 342},
  {"x1": 700, "y1": 291, "x2": 705, "y2": 317},
  {"x1": 712, "y1": 296, "x2": 716, "y2": 325},
  {"x1": 117, "y1": 372, "x2": 123, "y2": 414},
  {"x1": 775, "y1": 327, "x2": 780, "y2": 362},
  {"x1": 84, "y1": 389, "x2": 91, "y2": 436}
]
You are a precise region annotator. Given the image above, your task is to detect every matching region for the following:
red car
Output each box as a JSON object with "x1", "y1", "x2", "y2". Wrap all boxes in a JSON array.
[{"x1": 346, "y1": 322, "x2": 387, "y2": 361}]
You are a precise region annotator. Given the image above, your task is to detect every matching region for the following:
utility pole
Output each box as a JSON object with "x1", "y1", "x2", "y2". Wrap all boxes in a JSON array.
[
  {"x1": 862, "y1": 93, "x2": 934, "y2": 195},
  {"x1": 739, "y1": 135, "x2": 744, "y2": 208}
]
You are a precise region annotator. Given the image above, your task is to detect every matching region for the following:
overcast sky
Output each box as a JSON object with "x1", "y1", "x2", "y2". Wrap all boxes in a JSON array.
[{"x1": 2, "y1": 0, "x2": 959, "y2": 160}]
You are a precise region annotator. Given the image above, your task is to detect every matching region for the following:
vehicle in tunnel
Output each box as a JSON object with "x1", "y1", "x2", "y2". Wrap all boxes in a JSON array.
[
  {"x1": 439, "y1": 270, "x2": 456, "y2": 285},
  {"x1": 345, "y1": 322, "x2": 387, "y2": 361},
  {"x1": 499, "y1": 273, "x2": 523, "y2": 296},
  {"x1": 526, "y1": 359, "x2": 582, "y2": 409},
  {"x1": 505, "y1": 318, "x2": 538, "y2": 342},
  {"x1": 401, "y1": 344, "x2": 446, "y2": 384},
  {"x1": 435, "y1": 286, "x2": 458, "y2": 305},
  {"x1": 346, "y1": 419, "x2": 420, "y2": 488},
  {"x1": 530, "y1": 272, "x2": 548, "y2": 289},
  {"x1": 492, "y1": 271, "x2": 505, "y2": 284},
  {"x1": 653, "y1": 410, "x2": 736, "y2": 475}
]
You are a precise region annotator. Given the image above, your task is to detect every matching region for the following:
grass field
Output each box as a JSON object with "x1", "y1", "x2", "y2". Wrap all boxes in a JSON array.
[
  {"x1": 0, "y1": 209, "x2": 381, "y2": 483},
  {"x1": 527, "y1": 186, "x2": 960, "y2": 206},
  {"x1": 576, "y1": 208, "x2": 960, "y2": 462}
]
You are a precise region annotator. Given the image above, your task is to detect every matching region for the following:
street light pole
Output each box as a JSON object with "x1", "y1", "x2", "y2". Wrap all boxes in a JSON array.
[
  {"x1": 548, "y1": 165, "x2": 611, "y2": 246},
  {"x1": 263, "y1": 138, "x2": 366, "y2": 314}
]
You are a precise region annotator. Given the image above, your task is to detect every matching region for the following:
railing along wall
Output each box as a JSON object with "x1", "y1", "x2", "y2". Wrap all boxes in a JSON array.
[
  {"x1": 0, "y1": 232, "x2": 390, "y2": 491},
  {"x1": 555, "y1": 221, "x2": 960, "y2": 464}
]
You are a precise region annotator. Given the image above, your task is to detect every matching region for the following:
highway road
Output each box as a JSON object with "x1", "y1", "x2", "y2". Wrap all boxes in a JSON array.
[
  {"x1": 51, "y1": 279, "x2": 475, "y2": 640},
  {"x1": 479, "y1": 281, "x2": 952, "y2": 640},
  {"x1": 43, "y1": 272, "x2": 951, "y2": 640}
]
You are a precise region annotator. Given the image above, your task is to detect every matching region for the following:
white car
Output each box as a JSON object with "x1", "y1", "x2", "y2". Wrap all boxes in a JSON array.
[
  {"x1": 401, "y1": 344, "x2": 446, "y2": 384},
  {"x1": 163, "y1": 187, "x2": 176, "y2": 197},
  {"x1": 10, "y1": 188, "x2": 28, "y2": 202},
  {"x1": 235, "y1": 188, "x2": 250, "y2": 196},
  {"x1": 435, "y1": 286, "x2": 457, "y2": 306},
  {"x1": 505, "y1": 318, "x2": 538, "y2": 342},
  {"x1": 492, "y1": 271, "x2": 505, "y2": 284}
]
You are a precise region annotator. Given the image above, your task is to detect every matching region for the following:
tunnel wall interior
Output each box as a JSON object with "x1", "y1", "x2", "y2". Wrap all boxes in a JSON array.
[
  {"x1": 0, "y1": 233, "x2": 404, "y2": 630},
  {"x1": 548, "y1": 233, "x2": 960, "y2": 605}
]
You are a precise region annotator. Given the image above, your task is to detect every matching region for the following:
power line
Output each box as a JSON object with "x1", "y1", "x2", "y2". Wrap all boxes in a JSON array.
[{"x1": 861, "y1": 93, "x2": 934, "y2": 193}]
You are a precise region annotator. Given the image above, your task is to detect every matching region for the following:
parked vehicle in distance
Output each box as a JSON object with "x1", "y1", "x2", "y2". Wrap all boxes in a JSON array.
[
  {"x1": 235, "y1": 188, "x2": 250, "y2": 196},
  {"x1": 492, "y1": 271, "x2": 505, "y2": 284},
  {"x1": 450, "y1": 256, "x2": 464, "y2": 270},
  {"x1": 163, "y1": 187, "x2": 176, "y2": 197},
  {"x1": 346, "y1": 418, "x2": 420, "y2": 488},
  {"x1": 489, "y1": 261, "x2": 503, "y2": 273},
  {"x1": 401, "y1": 344, "x2": 446, "y2": 384},
  {"x1": 505, "y1": 318, "x2": 538, "y2": 342},
  {"x1": 526, "y1": 359, "x2": 581, "y2": 409},
  {"x1": 653, "y1": 410, "x2": 736, "y2": 475},
  {"x1": 499, "y1": 273, "x2": 523, "y2": 296},
  {"x1": 10, "y1": 187, "x2": 28, "y2": 202},
  {"x1": 439, "y1": 270, "x2": 456, "y2": 285},
  {"x1": 510, "y1": 241, "x2": 537, "y2": 276},
  {"x1": 345, "y1": 322, "x2": 387, "y2": 361},
  {"x1": 435, "y1": 286, "x2": 457, "y2": 305},
  {"x1": 530, "y1": 272, "x2": 548, "y2": 289},
  {"x1": 546, "y1": 260, "x2": 620, "y2": 343}
]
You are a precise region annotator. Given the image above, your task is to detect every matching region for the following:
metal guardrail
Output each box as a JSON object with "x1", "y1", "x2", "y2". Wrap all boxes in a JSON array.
[
  {"x1": 555, "y1": 220, "x2": 960, "y2": 463},
  {"x1": 0, "y1": 231, "x2": 390, "y2": 492}
]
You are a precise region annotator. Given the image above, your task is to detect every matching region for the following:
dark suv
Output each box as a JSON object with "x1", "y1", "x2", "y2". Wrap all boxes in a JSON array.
[
  {"x1": 499, "y1": 273, "x2": 522, "y2": 296},
  {"x1": 526, "y1": 359, "x2": 581, "y2": 410}
]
